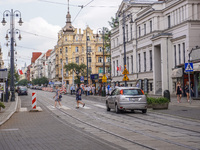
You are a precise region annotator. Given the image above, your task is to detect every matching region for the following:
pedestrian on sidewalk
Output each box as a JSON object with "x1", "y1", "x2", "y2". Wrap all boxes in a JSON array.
[
  {"x1": 53, "y1": 86, "x2": 62, "y2": 108},
  {"x1": 185, "y1": 81, "x2": 190, "y2": 102},
  {"x1": 70, "y1": 85, "x2": 73, "y2": 95},
  {"x1": 76, "y1": 84, "x2": 85, "y2": 109},
  {"x1": 176, "y1": 81, "x2": 183, "y2": 103}
]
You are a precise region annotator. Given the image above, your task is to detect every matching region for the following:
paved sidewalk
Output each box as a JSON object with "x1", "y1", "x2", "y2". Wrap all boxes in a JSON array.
[{"x1": 0, "y1": 95, "x2": 18, "y2": 126}]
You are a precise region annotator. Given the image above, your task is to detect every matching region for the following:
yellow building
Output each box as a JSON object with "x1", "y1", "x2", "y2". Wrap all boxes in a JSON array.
[{"x1": 55, "y1": 7, "x2": 111, "y2": 85}]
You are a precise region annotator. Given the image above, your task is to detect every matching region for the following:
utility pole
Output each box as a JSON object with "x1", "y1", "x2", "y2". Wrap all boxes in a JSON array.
[
  {"x1": 2, "y1": 9, "x2": 23, "y2": 101},
  {"x1": 86, "y1": 29, "x2": 89, "y2": 85}
]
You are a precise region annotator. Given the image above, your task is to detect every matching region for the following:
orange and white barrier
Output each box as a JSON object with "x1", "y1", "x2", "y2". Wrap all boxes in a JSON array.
[{"x1": 32, "y1": 92, "x2": 37, "y2": 109}]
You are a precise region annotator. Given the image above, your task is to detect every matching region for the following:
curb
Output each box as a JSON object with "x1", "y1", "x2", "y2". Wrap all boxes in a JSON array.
[{"x1": 0, "y1": 95, "x2": 19, "y2": 126}]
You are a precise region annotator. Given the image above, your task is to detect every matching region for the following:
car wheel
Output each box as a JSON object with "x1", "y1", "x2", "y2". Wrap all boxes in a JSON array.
[
  {"x1": 115, "y1": 104, "x2": 121, "y2": 114},
  {"x1": 106, "y1": 101, "x2": 110, "y2": 111},
  {"x1": 142, "y1": 109, "x2": 147, "y2": 114}
]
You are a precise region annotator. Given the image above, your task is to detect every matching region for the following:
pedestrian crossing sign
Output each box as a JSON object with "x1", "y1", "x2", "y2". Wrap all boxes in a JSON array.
[
  {"x1": 123, "y1": 75, "x2": 129, "y2": 81},
  {"x1": 102, "y1": 74, "x2": 107, "y2": 83},
  {"x1": 185, "y1": 63, "x2": 193, "y2": 72}
]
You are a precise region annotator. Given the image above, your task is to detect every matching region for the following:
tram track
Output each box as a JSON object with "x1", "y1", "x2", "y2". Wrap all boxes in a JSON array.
[{"x1": 33, "y1": 90, "x2": 200, "y2": 150}]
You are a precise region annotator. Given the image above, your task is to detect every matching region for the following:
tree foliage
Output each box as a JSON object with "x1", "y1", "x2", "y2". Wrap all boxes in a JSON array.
[
  {"x1": 108, "y1": 16, "x2": 119, "y2": 29},
  {"x1": 8, "y1": 68, "x2": 20, "y2": 86},
  {"x1": 17, "y1": 79, "x2": 28, "y2": 86},
  {"x1": 32, "y1": 77, "x2": 48, "y2": 86},
  {"x1": 65, "y1": 63, "x2": 88, "y2": 84}
]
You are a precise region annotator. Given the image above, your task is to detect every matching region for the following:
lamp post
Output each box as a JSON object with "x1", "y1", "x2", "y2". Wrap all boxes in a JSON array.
[
  {"x1": 97, "y1": 27, "x2": 109, "y2": 97},
  {"x1": 1, "y1": 9, "x2": 23, "y2": 101},
  {"x1": 115, "y1": 11, "x2": 133, "y2": 87}
]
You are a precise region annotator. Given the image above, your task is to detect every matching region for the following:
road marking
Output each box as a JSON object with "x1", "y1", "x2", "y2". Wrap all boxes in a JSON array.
[
  {"x1": 61, "y1": 106, "x2": 71, "y2": 110},
  {"x1": 47, "y1": 106, "x2": 56, "y2": 110},
  {"x1": 1, "y1": 128, "x2": 19, "y2": 131},
  {"x1": 19, "y1": 107, "x2": 27, "y2": 112},
  {"x1": 83, "y1": 106, "x2": 91, "y2": 109},
  {"x1": 94, "y1": 104, "x2": 106, "y2": 109}
]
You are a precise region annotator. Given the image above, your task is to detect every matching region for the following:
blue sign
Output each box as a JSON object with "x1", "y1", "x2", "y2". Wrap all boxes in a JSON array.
[
  {"x1": 90, "y1": 74, "x2": 99, "y2": 80},
  {"x1": 80, "y1": 76, "x2": 84, "y2": 82},
  {"x1": 185, "y1": 63, "x2": 193, "y2": 72}
]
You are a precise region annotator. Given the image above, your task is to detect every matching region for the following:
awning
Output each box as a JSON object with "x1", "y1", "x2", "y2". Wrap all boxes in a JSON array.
[
  {"x1": 193, "y1": 63, "x2": 200, "y2": 72},
  {"x1": 171, "y1": 68, "x2": 183, "y2": 78}
]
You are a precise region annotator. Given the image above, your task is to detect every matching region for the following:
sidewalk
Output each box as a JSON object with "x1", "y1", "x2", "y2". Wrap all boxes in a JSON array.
[{"x1": 0, "y1": 95, "x2": 18, "y2": 126}]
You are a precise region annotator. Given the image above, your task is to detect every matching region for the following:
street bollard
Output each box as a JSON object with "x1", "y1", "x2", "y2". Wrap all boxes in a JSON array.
[{"x1": 32, "y1": 92, "x2": 37, "y2": 109}]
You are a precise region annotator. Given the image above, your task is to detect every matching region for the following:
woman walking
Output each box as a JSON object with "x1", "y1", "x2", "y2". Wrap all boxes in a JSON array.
[
  {"x1": 76, "y1": 84, "x2": 85, "y2": 109},
  {"x1": 176, "y1": 81, "x2": 182, "y2": 103},
  {"x1": 53, "y1": 86, "x2": 62, "y2": 108},
  {"x1": 185, "y1": 81, "x2": 190, "y2": 102}
]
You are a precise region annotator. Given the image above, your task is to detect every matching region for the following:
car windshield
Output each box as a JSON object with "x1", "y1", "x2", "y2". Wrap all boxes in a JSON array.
[{"x1": 123, "y1": 89, "x2": 143, "y2": 95}]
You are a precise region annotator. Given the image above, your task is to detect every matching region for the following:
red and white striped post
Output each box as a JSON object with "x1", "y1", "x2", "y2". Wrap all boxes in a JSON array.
[{"x1": 32, "y1": 92, "x2": 37, "y2": 109}]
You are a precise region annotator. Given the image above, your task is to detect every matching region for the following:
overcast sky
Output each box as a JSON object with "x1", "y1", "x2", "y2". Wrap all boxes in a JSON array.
[{"x1": 0, "y1": 0, "x2": 122, "y2": 69}]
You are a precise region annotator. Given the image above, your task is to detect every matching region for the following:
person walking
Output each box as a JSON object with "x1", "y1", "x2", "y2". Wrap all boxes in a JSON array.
[
  {"x1": 76, "y1": 84, "x2": 85, "y2": 109},
  {"x1": 176, "y1": 81, "x2": 182, "y2": 103},
  {"x1": 185, "y1": 81, "x2": 190, "y2": 102},
  {"x1": 70, "y1": 85, "x2": 73, "y2": 95},
  {"x1": 53, "y1": 86, "x2": 62, "y2": 108}
]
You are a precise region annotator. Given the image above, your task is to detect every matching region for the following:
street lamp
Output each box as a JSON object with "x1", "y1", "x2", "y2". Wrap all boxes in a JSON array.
[
  {"x1": 1, "y1": 9, "x2": 23, "y2": 101},
  {"x1": 115, "y1": 11, "x2": 133, "y2": 87},
  {"x1": 97, "y1": 27, "x2": 109, "y2": 97}
]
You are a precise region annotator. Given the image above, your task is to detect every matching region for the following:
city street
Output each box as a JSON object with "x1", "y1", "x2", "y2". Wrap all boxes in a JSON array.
[{"x1": 0, "y1": 90, "x2": 200, "y2": 150}]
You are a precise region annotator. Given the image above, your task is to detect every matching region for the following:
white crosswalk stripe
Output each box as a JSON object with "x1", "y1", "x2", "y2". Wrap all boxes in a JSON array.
[{"x1": 94, "y1": 104, "x2": 106, "y2": 109}]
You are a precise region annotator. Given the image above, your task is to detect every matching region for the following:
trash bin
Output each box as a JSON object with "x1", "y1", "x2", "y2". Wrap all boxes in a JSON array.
[{"x1": 164, "y1": 90, "x2": 170, "y2": 102}]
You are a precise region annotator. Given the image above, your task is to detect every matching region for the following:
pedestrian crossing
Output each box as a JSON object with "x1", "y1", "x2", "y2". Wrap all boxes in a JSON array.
[{"x1": 46, "y1": 103, "x2": 106, "y2": 111}]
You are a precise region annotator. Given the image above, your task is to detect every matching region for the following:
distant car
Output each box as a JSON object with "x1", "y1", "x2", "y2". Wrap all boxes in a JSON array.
[
  {"x1": 106, "y1": 87, "x2": 147, "y2": 114},
  {"x1": 18, "y1": 86, "x2": 28, "y2": 96}
]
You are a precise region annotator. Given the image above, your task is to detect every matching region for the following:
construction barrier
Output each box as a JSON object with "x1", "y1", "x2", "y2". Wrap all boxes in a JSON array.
[{"x1": 32, "y1": 92, "x2": 37, "y2": 109}]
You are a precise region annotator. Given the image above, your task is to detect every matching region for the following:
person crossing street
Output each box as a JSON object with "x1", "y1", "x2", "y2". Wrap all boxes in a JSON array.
[{"x1": 76, "y1": 84, "x2": 85, "y2": 109}]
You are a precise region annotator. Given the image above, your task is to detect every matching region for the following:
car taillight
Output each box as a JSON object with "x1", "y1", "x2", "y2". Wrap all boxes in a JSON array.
[
  {"x1": 141, "y1": 89, "x2": 144, "y2": 95},
  {"x1": 120, "y1": 90, "x2": 123, "y2": 95}
]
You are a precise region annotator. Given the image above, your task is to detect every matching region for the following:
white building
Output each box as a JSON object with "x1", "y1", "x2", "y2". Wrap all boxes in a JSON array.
[
  {"x1": 111, "y1": 0, "x2": 200, "y2": 96},
  {"x1": 47, "y1": 49, "x2": 56, "y2": 81}
]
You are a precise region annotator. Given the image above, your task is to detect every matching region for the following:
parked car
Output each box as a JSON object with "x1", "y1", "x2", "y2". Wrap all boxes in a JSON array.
[
  {"x1": 106, "y1": 87, "x2": 147, "y2": 114},
  {"x1": 18, "y1": 86, "x2": 28, "y2": 96}
]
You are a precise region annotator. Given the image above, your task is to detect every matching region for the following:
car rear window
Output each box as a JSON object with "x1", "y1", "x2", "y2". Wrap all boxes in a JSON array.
[
  {"x1": 123, "y1": 89, "x2": 143, "y2": 95},
  {"x1": 20, "y1": 87, "x2": 27, "y2": 90}
]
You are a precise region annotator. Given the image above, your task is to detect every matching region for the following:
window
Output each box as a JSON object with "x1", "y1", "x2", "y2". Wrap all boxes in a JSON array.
[
  {"x1": 98, "y1": 47, "x2": 103, "y2": 52},
  {"x1": 65, "y1": 47, "x2": 68, "y2": 53},
  {"x1": 131, "y1": 25, "x2": 133, "y2": 40},
  {"x1": 126, "y1": 24, "x2": 128, "y2": 41},
  {"x1": 105, "y1": 67, "x2": 109, "y2": 73},
  {"x1": 75, "y1": 47, "x2": 79, "y2": 52},
  {"x1": 127, "y1": 57, "x2": 129, "y2": 72},
  {"x1": 87, "y1": 36, "x2": 90, "y2": 41},
  {"x1": 106, "y1": 47, "x2": 110, "y2": 52},
  {"x1": 144, "y1": 24, "x2": 146, "y2": 35},
  {"x1": 131, "y1": 55, "x2": 133, "y2": 73},
  {"x1": 98, "y1": 67, "x2": 103, "y2": 73},
  {"x1": 150, "y1": 83, "x2": 153, "y2": 91},
  {"x1": 168, "y1": 15, "x2": 171, "y2": 28},
  {"x1": 178, "y1": 44, "x2": 181, "y2": 64},
  {"x1": 174, "y1": 45, "x2": 177, "y2": 67},
  {"x1": 138, "y1": 54, "x2": 141, "y2": 72},
  {"x1": 183, "y1": 43, "x2": 185, "y2": 63},
  {"x1": 150, "y1": 20, "x2": 152, "y2": 33},
  {"x1": 76, "y1": 57, "x2": 79, "y2": 64},
  {"x1": 150, "y1": 50, "x2": 152, "y2": 71},
  {"x1": 82, "y1": 47, "x2": 84, "y2": 53},
  {"x1": 139, "y1": 26, "x2": 141, "y2": 37},
  {"x1": 106, "y1": 57, "x2": 110, "y2": 62},
  {"x1": 98, "y1": 37, "x2": 101, "y2": 42},
  {"x1": 76, "y1": 36, "x2": 78, "y2": 41},
  {"x1": 66, "y1": 71, "x2": 69, "y2": 77},
  {"x1": 88, "y1": 57, "x2": 92, "y2": 63},
  {"x1": 65, "y1": 37, "x2": 67, "y2": 41},
  {"x1": 98, "y1": 57, "x2": 103, "y2": 62},
  {"x1": 87, "y1": 46, "x2": 92, "y2": 52},
  {"x1": 60, "y1": 48, "x2": 62, "y2": 54},
  {"x1": 66, "y1": 57, "x2": 68, "y2": 65},
  {"x1": 113, "y1": 61, "x2": 115, "y2": 76},
  {"x1": 116, "y1": 60, "x2": 118, "y2": 76},
  {"x1": 144, "y1": 52, "x2": 146, "y2": 72}
]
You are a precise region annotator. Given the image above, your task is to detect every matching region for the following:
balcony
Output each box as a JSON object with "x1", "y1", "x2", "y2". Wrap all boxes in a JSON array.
[
  {"x1": 96, "y1": 62, "x2": 103, "y2": 66},
  {"x1": 95, "y1": 51, "x2": 103, "y2": 56}
]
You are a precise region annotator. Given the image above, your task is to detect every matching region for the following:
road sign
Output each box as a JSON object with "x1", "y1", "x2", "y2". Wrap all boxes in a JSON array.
[
  {"x1": 185, "y1": 63, "x2": 193, "y2": 72},
  {"x1": 123, "y1": 75, "x2": 129, "y2": 81},
  {"x1": 102, "y1": 74, "x2": 107, "y2": 80},
  {"x1": 122, "y1": 68, "x2": 129, "y2": 75},
  {"x1": 102, "y1": 79, "x2": 107, "y2": 83},
  {"x1": 80, "y1": 76, "x2": 84, "y2": 82}
]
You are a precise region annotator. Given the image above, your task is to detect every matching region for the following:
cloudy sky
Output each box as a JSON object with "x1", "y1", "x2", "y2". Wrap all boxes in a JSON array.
[{"x1": 0, "y1": 0, "x2": 122, "y2": 69}]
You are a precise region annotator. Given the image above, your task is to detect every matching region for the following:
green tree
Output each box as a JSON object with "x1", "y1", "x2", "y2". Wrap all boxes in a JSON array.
[
  {"x1": 108, "y1": 16, "x2": 118, "y2": 29},
  {"x1": 32, "y1": 77, "x2": 48, "y2": 86},
  {"x1": 8, "y1": 68, "x2": 20, "y2": 86},
  {"x1": 65, "y1": 63, "x2": 87, "y2": 84},
  {"x1": 17, "y1": 79, "x2": 28, "y2": 86}
]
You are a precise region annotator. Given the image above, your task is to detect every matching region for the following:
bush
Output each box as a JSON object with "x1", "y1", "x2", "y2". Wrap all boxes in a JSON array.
[
  {"x1": 147, "y1": 97, "x2": 169, "y2": 104},
  {"x1": 0, "y1": 102, "x2": 5, "y2": 109}
]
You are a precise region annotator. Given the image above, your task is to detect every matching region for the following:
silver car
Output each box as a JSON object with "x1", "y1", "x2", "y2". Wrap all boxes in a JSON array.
[{"x1": 106, "y1": 87, "x2": 147, "y2": 113}]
